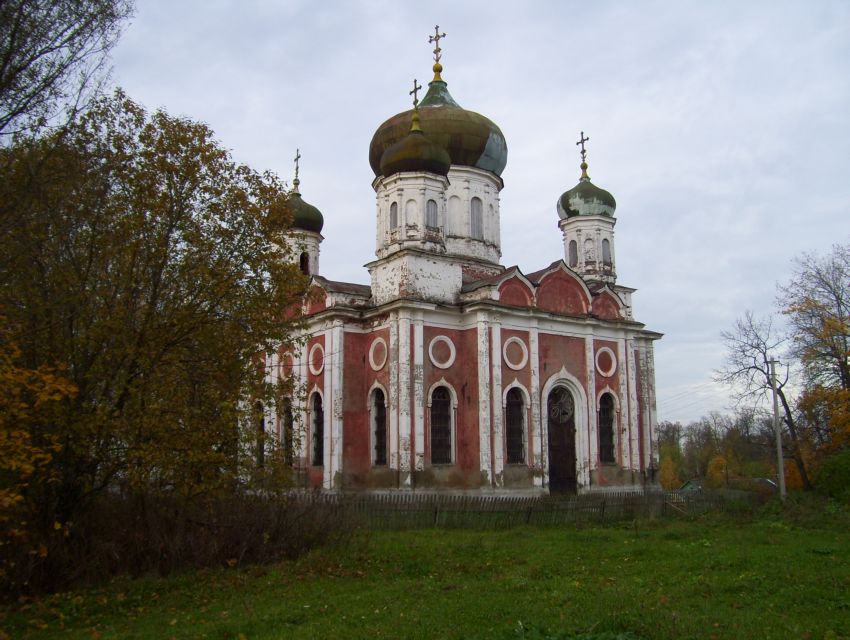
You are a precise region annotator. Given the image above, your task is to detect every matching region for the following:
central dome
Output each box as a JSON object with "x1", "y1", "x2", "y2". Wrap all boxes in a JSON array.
[{"x1": 369, "y1": 76, "x2": 507, "y2": 177}]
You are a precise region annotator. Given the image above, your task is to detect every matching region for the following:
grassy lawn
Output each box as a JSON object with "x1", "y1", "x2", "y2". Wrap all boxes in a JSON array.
[{"x1": 2, "y1": 508, "x2": 849, "y2": 639}]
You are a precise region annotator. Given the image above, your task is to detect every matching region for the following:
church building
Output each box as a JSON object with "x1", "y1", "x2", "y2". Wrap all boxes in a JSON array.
[{"x1": 273, "y1": 32, "x2": 662, "y2": 493}]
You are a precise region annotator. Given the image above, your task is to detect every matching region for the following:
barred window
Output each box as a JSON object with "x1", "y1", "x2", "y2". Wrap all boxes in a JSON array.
[
  {"x1": 599, "y1": 393, "x2": 615, "y2": 463},
  {"x1": 282, "y1": 398, "x2": 294, "y2": 466},
  {"x1": 430, "y1": 386, "x2": 452, "y2": 464},
  {"x1": 568, "y1": 240, "x2": 578, "y2": 267},
  {"x1": 311, "y1": 393, "x2": 324, "y2": 466},
  {"x1": 470, "y1": 197, "x2": 483, "y2": 240},
  {"x1": 426, "y1": 199, "x2": 438, "y2": 227},
  {"x1": 372, "y1": 388, "x2": 387, "y2": 466},
  {"x1": 505, "y1": 388, "x2": 525, "y2": 464}
]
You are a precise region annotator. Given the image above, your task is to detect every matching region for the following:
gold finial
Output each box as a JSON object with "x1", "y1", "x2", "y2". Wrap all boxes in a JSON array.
[
  {"x1": 428, "y1": 25, "x2": 446, "y2": 81},
  {"x1": 293, "y1": 148, "x2": 301, "y2": 193},
  {"x1": 576, "y1": 132, "x2": 590, "y2": 180},
  {"x1": 409, "y1": 78, "x2": 423, "y2": 132}
]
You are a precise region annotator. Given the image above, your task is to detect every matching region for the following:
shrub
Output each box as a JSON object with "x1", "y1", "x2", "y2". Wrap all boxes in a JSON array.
[{"x1": 813, "y1": 449, "x2": 850, "y2": 502}]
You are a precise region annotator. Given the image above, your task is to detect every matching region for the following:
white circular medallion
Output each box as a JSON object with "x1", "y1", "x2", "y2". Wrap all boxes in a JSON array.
[
  {"x1": 308, "y1": 343, "x2": 325, "y2": 375},
  {"x1": 369, "y1": 337, "x2": 388, "y2": 371},
  {"x1": 595, "y1": 347, "x2": 617, "y2": 378},
  {"x1": 428, "y1": 335, "x2": 456, "y2": 369},
  {"x1": 502, "y1": 337, "x2": 529, "y2": 371}
]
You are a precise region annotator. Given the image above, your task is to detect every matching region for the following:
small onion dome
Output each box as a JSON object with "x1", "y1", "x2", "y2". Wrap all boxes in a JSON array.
[
  {"x1": 289, "y1": 179, "x2": 324, "y2": 233},
  {"x1": 556, "y1": 162, "x2": 617, "y2": 219},
  {"x1": 369, "y1": 75, "x2": 507, "y2": 177},
  {"x1": 379, "y1": 109, "x2": 451, "y2": 177}
]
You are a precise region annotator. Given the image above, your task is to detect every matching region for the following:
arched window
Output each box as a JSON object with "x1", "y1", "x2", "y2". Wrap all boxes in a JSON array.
[
  {"x1": 470, "y1": 197, "x2": 483, "y2": 240},
  {"x1": 602, "y1": 239, "x2": 612, "y2": 266},
  {"x1": 299, "y1": 251, "x2": 310, "y2": 275},
  {"x1": 426, "y1": 199, "x2": 438, "y2": 228},
  {"x1": 372, "y1": 388, "x2": 387, "y2": 466},
  {"x1": 282, "y1": 398, "x2": 294, "y2": 466},
  {"x1": 430, "y1": 386, "x2": 452, "y2": 464},
  {"x1": 311, "y1": 393, "x2": 324, "y2": 466},
  {"x1": 599, "y1": 393, "x2": 615, "y2": 463},
  {"x1": 505, "y1": 388, "x2": 525, "y2": 464},
  {"x1": 389, "y1": 202, "x2": 398, "y2": 229},
  {"x1": 568, "y1": 240, "x2": 578, "y2": 267},
  {"x1": 255, "y1": 401, "x2": 265, "y2": 468}
]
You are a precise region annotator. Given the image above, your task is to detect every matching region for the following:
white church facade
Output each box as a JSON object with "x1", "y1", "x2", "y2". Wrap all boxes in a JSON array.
[{"x1": 272, "y1": 35, "x2": 662, "y2": 493}]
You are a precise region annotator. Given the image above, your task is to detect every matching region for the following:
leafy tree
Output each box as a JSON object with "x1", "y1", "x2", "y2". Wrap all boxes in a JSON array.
[
  {"x1": 782, "y1": 243, "x2": 850, "y2": 392},
  {"x1": 0, "y1": 0, "x2": 133, "y2": 139},
  {"x1": 0, "y1": 90, "x2": 308, "y2": 528},
  {"x1": 781, "y1": 242, "x2": 850, "y2": 454},
  {"x1": 716, "y1": 312, "x2": 812, "y2": 489}
]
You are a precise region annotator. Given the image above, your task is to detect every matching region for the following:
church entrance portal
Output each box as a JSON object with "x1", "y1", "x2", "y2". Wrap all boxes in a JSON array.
[{"x1": 547, "y1": 386, "x2": 577, "y2": 493}]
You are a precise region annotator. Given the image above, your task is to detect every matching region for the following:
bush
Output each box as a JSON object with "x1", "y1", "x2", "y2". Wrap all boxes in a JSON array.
[
  {"x1": 813, "y1": 449, "x2": 850, "y2": 502},
  {"x1": 0, "y1": 491, "x2": 353, "y2": 597}
]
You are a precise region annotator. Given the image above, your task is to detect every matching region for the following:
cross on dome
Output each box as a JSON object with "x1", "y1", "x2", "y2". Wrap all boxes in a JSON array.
[
  {"x1": 576, "y1": 132, "x2": 590, "y2": 180},
  {"x1": 293, "y1": 148, "x2": 301, "y2": 192},
  {"x1": 410, "y1": 78, "x2": 422, "y2": 107},
  {"x1": 428, "y1": 25, "x2": 447, "y2": 81}
]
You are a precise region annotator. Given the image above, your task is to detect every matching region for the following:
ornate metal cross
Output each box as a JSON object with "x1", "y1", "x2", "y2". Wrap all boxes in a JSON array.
[
  {"x1": 294, "y1": 148, "x2": 301, "y2": 181},
  {"x1": 428, "y1": 25, "x2": 446, "y2": 64},
  {"x1": 410, "y1": 78, "x2": 422, "y2": 107},
  {"x1": 576, "y1": 131, "x2": 589, "y2": 163}
]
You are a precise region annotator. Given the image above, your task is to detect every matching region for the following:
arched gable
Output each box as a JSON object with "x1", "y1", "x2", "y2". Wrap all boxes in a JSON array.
[
  {"x1": 535, "y1": 265, "x2": 591, "y2": 316},
  {"x1": 498, "y1": 275, "x2": 534, "y2": 308},
  {"x1": 591, "y1": 290, "x2": 624, "y2": 320}
]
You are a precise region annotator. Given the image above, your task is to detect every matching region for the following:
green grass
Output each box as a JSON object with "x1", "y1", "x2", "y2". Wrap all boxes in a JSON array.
[{"x1": 2, "y1": 509, "x2": 849, "y2": 639}]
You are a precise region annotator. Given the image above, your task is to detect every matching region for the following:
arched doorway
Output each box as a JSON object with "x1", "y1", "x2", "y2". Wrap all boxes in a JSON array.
[{"x1": 547, "y1": 386, "x2": 577, "y2": 493}]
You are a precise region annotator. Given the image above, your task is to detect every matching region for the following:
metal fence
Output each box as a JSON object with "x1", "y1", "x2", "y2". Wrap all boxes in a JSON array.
[{"x1": 284, "y1": 489, "x2": 759, "y2": 530}]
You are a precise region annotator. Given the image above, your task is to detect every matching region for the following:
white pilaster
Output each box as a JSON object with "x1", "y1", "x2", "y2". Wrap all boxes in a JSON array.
[
  {"x1": 388, "y1": 316, "x2": 399, "y2": 473},
  {"x1": 626, "y1": 339, "x2": 640, "y2": 470},
  {"x1": 413, "y1": 317, "x2": 425, "y2": 472},
  {"x1": 529, "y1": 326, "x2": 542, "y2": 488},
  {"x1": 477, "y1": 314, "x2": 492, "y2": 484},
  {"x1": 617, "y1": 338, "x2": 631, "y2": 469},
  {"x1": 329, "y1": 321, "x2": 344, "y2": 488},
  {"x1": 398, "y1": 311, "x2": 412, "y2": 485},
  {"x1": 322, "y1": 328, "x2": 333, "y2": 489},
  {"x1": 491, "y1": 318, "x2": 503, "y2": 484},
  {"x1": 585, "y1": 336, "x2": 597, "y2": 470}
]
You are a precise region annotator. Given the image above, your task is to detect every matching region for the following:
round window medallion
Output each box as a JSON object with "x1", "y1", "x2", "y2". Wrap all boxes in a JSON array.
[
  {"x1": 308, "y1": 343, "x2": 325, "y2": 376},
  {"x1": 502, "y1": 337, "x2": 529, "y2": 371},
  {"x1": 280, "y1": 352, "x2": 294, "y2": 379},
  {"x1": 369, "y1": 337, "x2": 388, "y2": 371},
  {"x1": 595, "y1": 347, "x2": 617, "y2": 378},
  {"x1": 428, "y1": 335, "x2": 456, "y2": 369}
]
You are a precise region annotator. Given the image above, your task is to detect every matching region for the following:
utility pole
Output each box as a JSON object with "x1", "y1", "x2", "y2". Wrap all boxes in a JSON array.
[{"x1": 768, "y1": 359, "x2": 787, "y2": 501}]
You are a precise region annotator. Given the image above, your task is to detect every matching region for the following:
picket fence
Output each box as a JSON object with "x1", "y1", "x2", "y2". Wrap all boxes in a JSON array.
[{"x1": 283, "y1": 489, "x2": 757, "y2": 530}]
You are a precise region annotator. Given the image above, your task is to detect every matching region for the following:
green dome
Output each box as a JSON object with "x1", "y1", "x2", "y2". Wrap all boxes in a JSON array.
[
  {"x1": 289, "y1": 188, "x2": 324, "y2": 233},
  {"x1": 379, "y1": 113, "x2": 451, "y2": 177},
  {"x1": 369, "y1": 79, "x2": 507, "y2": 177},
  {"x1": 557, "y1": 169, "x2": 616, "y2": 220}
]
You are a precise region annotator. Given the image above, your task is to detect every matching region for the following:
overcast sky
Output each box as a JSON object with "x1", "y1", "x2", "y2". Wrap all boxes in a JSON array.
[{"x1": 110, "y1": 0, "x2": 850, "y2": 424}]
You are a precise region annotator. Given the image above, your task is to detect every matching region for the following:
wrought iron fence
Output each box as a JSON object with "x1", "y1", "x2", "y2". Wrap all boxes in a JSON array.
[{"x1": 281, "y1": 489, "x2": 758, "y2": 530}]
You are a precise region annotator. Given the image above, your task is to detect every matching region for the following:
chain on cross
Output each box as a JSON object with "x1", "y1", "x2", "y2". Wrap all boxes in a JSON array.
[
  {"x1": 428, "y1": 25, "x2": 446, "y2": 64},
  {"x1": 410, "y1": 78, "x2": 422, "y2": 108},
  {"x1": 576, "y1": 132, "x2": 589, "y2": 163}
]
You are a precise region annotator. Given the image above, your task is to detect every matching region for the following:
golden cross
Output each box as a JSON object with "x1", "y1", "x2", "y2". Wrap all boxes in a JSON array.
[
  {"x1": 428, "y1": 25, "x2": 446, "y2": 64},
  {"x1": 294, "y1": 148, "x2": 301, "y2": 181},
  {"x1": 410, "y1": 78, "x2": 422, "y2": 107},
  {"x1": 576, "y1": 132, "x2": 590, "y2": 163}
]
